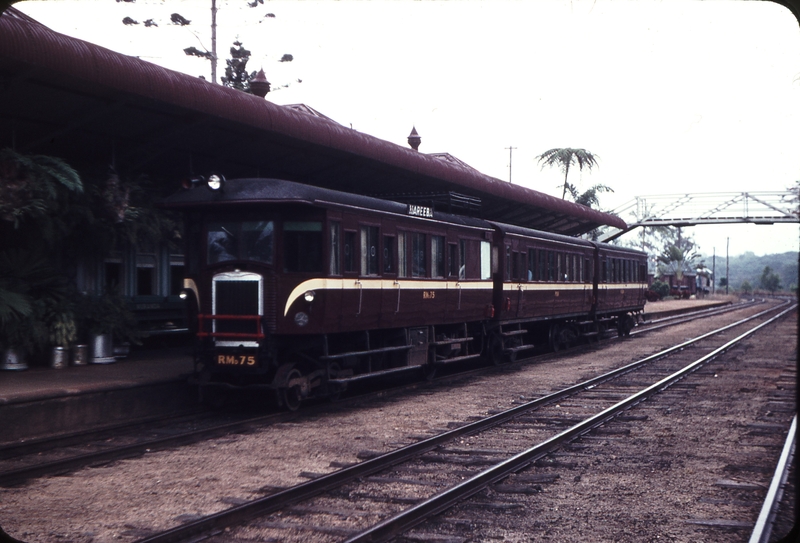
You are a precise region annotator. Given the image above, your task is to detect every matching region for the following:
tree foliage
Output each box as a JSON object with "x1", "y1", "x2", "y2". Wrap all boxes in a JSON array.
[
  {"x1": 221, "y1": 40, "x2": 256, "y2": 92},
  {"x1": 760, "y1": 266, "x2": 782, "y2": 294},
  {"x1": 566, "y1": 183, "x2": 614, "y2": 209},
  {"x1": 0, "y1": 149, "x2": 179, "y2": 354},
  {"x1": 536, "y1": 148, "x2": 599, "y2": 200},
  {"x1": 656, "y1": 227, "x2": 698, "y2": 281}
]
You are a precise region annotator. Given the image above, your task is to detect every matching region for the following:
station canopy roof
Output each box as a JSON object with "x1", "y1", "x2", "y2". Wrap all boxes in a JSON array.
[{"x1": 0, "y1": 8, "x2": 626, "y2": 236}]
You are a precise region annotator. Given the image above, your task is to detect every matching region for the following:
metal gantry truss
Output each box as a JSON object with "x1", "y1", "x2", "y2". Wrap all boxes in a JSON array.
[{"x1": 600, "y1": 191, "x2": 799, "y2": 242}]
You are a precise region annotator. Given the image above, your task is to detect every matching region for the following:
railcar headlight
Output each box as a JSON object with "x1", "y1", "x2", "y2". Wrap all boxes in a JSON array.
[
  {"x1": 179, "y1": 290, "x2": 189, "y2": 300},
  {"x1": 294, "y1": 312, "x2": 309, "y2": 327},
  {"x1": 207, "y1": 173, "x2": 225, "y2": 191},
  {"x1": 303, "y1": 290, "x2": 316, "y2": 302}
]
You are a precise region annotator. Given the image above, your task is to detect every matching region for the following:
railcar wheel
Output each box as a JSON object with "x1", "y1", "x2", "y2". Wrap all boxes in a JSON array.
[
  {"x1": 489, "y1": 334, "x2": 506, "y2": 365},
  {"x1": 280, "y1": 368, "x2": 304, "y2": 411},
  {"x1": 549, "y1": 324, "x2": 562, "y2": 352},
  {"x1": 617, "y1": 315, "x2": 635, "y2": 337}
]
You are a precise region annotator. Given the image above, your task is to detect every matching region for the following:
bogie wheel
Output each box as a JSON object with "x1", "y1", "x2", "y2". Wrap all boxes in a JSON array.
[
  {"x1": 489, "y1": 334, "x2": 506, "y2": 365},
  {"x1": 617, "y1": 315, "x2": 635, "y2": 337},
  {"x1": 548, "y1": 324, "x2": 562, "y2": 352},
  {"x1": 280, "y1": 368, "x2": 304, "y2": 412}
]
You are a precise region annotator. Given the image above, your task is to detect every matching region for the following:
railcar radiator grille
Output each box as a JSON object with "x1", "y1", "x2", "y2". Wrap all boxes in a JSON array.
[{"x1": 215, "y1": 281, "x2": 259, "y2": 334}]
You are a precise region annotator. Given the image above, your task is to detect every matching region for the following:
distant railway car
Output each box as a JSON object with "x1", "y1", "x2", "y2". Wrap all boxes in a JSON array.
[{"x1": 161, "y1": 177, "x2": 646, "y2": 409}]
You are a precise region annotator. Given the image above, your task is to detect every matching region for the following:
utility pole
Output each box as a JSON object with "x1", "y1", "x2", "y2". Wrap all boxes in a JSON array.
[
  {"x1": 712, "y1": 247, "x2": 716, "y2": 295},
  {"x1": 726, "y1": 237, "x2": 729, "y2": 295},
  {"x1": 211, "y1": 0, "x2": 218, "y2": 84},
  {"x1": 505, "y1": 146, "x2": 516, "y2": 183}
]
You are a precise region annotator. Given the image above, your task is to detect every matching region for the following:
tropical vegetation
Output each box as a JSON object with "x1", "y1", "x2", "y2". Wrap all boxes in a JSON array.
[{"x1": 0, "y1": 149, "x2": 179, "y2": 362}]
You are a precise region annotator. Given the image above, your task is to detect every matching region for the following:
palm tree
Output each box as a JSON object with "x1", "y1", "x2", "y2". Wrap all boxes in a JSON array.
[{"x1": 536, "y1": 148, "x2": 599, "y2": 199}]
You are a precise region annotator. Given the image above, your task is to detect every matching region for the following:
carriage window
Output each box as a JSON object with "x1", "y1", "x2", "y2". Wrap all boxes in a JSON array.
[
  {"x1": 329, "y1": 222, "x2": 340, "y2": 275},
  {"x1": 538, "y1": 250, "x2": 546, "y2": 281},
  {"x1": 398, "y1": 232, "x2": 408, "y2": 277},
  {"x1": 383, "y1": 236, "x2": 395, "y2": 273},
  {"x1": 527, "y1": 249, "x2": 535, "y2": 281},
  {"x1": 459, "y1": 240, "x2": 466, "y2": 279},
  {"x1": 207, "y1": 220, "x2": 274, "y2": 265},
  {"x1": 546, "y1": 251, "x2": 555, "y2": 281},
  {"x1": 505, "y1": 246, "x2": 511, "y2": 281},
  {"x1": 480, "y1": 241, "x2": 491, "y2": 280},
  {"x1": 586, "y1": 258, "x2": 592, "y2": 283},
  {"x1": 284, "y1": 221, "x2": 322, "y2": 273},
  {"x1": 448, "y1": 243, "x2": 458, "y2": 278},
  {"x1": 360, "y1": 226, "x2": 379, "y2": 276},
  {"x1": 412, "y1": 233, "x2": 427, "y2": 277},
  {"x1": 512, "y1": 252, "x2": 522, "y2": 281},
  {"x1": 344, "y1": 231, "x2": 356, "y2": 273},
  {"x1": 431, "y1": 235, "x2": 445, "y2": 278}
]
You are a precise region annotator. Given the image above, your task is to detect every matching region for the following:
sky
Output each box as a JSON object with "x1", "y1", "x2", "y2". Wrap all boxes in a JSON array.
[{"x1": 16, "y1": 0, "x2": 800, "y2": 258}]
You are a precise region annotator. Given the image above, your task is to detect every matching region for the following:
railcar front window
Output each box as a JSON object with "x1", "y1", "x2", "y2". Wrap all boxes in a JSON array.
[
  {"x1": 207, "y1": 221, "x2": 274, "y2": 264},
  {"x1": 208, "y1": 223, "x2": 236, "y2": 264},
  {"x1": 284, "y1": 221, "x2": 323, "y2": 273},
  {"x1": 242, "y1": 221, "x2": 273, "y2": 264}
]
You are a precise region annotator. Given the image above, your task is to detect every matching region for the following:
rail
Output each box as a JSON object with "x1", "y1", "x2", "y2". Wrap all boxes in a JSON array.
[
  {"x1": 748, "y1": 414, "x2": 797, "y2": 543},
  {"x1": 133, "y1": 302, "x2": 794, "y2": 543}
]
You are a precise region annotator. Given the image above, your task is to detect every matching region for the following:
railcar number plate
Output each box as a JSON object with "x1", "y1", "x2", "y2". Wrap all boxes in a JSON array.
[{"x1": 216, "y1": 354, "x2": 257, "y2": 366}]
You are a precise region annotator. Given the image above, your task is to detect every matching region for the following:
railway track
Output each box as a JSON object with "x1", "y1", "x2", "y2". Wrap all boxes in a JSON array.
[
  {"x1": 0, "y1": 299, "x2": 769, "y2": 488},
  {"x1": 124, "y1": 301, "x2": 794, "y2": 543},
  {"x1": 0, "y1": 299, "x2": 761, "y2": 489}
]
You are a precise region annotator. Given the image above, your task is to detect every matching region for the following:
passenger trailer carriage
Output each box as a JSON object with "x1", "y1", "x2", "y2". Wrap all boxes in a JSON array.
[{"x1": 161, "y1": 178, "x2": 646, "y2": 410}]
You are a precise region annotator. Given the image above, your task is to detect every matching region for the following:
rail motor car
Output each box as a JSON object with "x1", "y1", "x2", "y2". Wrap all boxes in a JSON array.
[{"x1": 162, "y1": 177, "x2": 647, "y2": 409}]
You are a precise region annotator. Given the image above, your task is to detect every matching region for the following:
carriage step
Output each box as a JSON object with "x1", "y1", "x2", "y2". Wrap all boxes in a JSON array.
[
  {"x1": 328, "y1": 364, "x2": 419, "y2": 384},
  {"x1": 500, "y1": 329, "x2": 527, "y2": 337},
  {"x1": 321, "y1": 344, "x2": 412, "y2": 361},
  {"x1": 434, "y1": 353, "x2": 483, "y2": 365},
  {"x1": 505, "y1": 344, "x2": 536, "y2": 354},
  {"x1": 431, "y1": 336, "x2": 473, "y2": 346}
]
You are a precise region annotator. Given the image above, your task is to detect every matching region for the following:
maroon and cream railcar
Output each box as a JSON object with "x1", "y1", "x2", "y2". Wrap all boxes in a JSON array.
[
  {"x1": 487, "y1": 223, "x2": 646, "y2": 359},
  {"x1": 162, "y1": 177, "x2": 646, "y2": 409}
]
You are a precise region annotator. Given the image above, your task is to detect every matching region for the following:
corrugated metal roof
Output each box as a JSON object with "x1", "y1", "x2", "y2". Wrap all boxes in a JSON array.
[{"x1": 0, "y1": 11, "x2": 627, "y2": 235}]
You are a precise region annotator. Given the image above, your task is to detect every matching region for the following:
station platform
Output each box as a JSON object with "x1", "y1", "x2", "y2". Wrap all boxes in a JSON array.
[
  {"x1": 0, "y1": 345, "x2": 196, "y2": 445},
  {"x1": 0, "y1": 296, "x2": 736, "y2": 444},
  {"x1": 0, "y1": 346, "x2": 193, "y2": 406}
]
